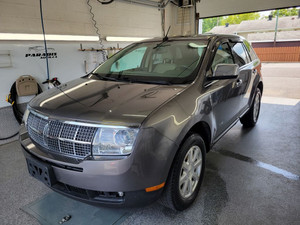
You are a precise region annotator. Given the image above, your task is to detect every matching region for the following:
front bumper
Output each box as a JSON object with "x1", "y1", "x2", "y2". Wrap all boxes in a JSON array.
[
  {"x1": 20, "y1": 124, "x2": 177, "y2": 207},
  {"x1": 23, "y1": 147, "x2": 162, "y2": 207}
]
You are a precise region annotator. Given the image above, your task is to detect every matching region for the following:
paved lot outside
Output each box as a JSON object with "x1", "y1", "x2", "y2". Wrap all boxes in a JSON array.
[{"x1": 261, "y1": 63, "x2": 300, "y2": 99}]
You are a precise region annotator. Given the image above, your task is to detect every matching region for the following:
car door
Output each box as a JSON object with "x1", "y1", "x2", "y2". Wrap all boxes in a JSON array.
[
  {"x1": 242, "y1": 39, "x2": 261, "y2": 110},
  {"x1": 204, "y1": 39, "x2": 243, "y2": 139},
  {"x1": 229, "y1": 40, "x2": 253, "y2": 114}
]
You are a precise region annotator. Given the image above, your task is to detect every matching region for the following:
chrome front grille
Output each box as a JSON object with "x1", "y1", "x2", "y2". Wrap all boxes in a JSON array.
[{"x1": 27, "y1": 111, "x2": 97, "y2": 158}]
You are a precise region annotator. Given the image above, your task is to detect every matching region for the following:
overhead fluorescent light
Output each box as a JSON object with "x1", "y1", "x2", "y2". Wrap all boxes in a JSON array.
[
  {"x1": 106, "y1": 36, "x2": 150, "y2": 42},
  {"x1": 0, "y1": 33, "x2": 99, "y2": 41},
  {"x1": 47, "y1": 35, "x2": 99, "y2": 41}
]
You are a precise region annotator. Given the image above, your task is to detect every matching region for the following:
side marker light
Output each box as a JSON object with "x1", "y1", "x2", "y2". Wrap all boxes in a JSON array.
[{"x1": 145, "y1": 182, "x2": 165, "y2": 192}]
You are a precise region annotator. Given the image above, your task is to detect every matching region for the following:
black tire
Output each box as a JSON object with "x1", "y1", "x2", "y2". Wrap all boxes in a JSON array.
[
  {"x1": 160, "y1": 133, "x2": 206, "y2": 211},
  {"x1": 240, "y1": 88, "x2": 261, "y2": 127}
]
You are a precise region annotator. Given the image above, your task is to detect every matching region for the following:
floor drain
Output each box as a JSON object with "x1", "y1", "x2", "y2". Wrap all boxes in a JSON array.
[{"x1": 59, "y1": 215, "x2": 71, "y2": 224}]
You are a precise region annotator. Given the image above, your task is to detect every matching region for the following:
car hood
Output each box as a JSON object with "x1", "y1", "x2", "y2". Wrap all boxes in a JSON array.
[{"x1": 29, "y1": 78, "x2": 187, "y2": 126}]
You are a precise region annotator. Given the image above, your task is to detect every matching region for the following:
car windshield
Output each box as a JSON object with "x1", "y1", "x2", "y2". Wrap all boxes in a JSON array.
[{"x1": 90, "y1": 40, "x2": 208, "y2": 85}]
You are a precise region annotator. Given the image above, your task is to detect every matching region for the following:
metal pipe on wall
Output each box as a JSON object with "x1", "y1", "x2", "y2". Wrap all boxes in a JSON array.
[
  {"x1": 117, "y1": 0, "x2": 170, "y2": 9},
  {"x1": 117, "y1": 0, "x2": 159, "y2": 8}
]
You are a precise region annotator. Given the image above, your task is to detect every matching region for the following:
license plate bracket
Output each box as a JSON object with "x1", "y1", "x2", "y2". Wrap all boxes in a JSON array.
[{"x1": 26, "y1": 158, "x2": 57, "y2": 187}]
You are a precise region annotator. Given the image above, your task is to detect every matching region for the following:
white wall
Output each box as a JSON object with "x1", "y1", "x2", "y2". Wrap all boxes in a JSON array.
[
  {"x1": 0, "y1": 40, "x2": 129, "y2": 108},
  {"x1": 0, "y1": 0, "x2": 162, "y2": 37}
]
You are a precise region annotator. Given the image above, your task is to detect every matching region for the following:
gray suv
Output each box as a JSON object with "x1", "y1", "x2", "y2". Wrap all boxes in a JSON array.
[{"x1": 20, "y1": 34, "x2": 263, "y2": 211}]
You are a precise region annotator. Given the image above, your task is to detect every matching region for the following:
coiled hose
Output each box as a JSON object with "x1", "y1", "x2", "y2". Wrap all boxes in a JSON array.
[{"x1": 0, "y1": 82, "x2": 42, "y2": 141}]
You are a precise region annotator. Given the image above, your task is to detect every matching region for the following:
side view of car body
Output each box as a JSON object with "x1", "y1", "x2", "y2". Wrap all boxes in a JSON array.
[{"x1": 20, "y1": 34, "x2": 263, "y2": 211}]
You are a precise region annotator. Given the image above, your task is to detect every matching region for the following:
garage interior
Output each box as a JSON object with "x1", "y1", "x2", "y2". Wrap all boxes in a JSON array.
[{"x1": 0, "y1": 0, "x2": 300, "y2": 224}]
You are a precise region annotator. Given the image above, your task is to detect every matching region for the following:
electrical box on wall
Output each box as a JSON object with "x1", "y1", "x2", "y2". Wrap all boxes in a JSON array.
[{"x1": 179, "y1": 0, "x2": 193, "y2": 8}]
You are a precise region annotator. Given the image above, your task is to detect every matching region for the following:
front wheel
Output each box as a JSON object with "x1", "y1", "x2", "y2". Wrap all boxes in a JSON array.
[
  {"x1": 160, "y1": 133, "x2": 206, "y2": 211},
  {"x1": 240, "y1": 88, "x2": 262, "y2": 127}
]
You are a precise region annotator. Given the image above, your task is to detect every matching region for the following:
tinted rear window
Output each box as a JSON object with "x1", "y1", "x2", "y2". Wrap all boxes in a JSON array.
[{"x1": 243, "y1": 40, "x2": 258, "y2": 61}]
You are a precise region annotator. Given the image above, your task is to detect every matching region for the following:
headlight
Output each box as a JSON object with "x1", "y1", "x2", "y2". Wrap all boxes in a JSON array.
[
  {"x1": 92, "y1": 126, "x2": 139, "y2": 156},
  {"x1": 22, "y1": 106, "x2": 30, "y2": 126}
]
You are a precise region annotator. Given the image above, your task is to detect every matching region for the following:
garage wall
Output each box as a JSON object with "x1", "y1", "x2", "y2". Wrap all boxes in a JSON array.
[{"x1": 0, "y1": 0, "x2": 162, "y2": 37}]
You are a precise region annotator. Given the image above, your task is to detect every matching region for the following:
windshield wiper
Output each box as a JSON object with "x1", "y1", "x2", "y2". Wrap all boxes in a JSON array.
[
  {"x1": 91, "y1": 72, "x2": 119, "y2": 82},
  {"x1": 92, "y1": 73, "x2": 172, "y2": 85},
  {"x1": 130, "y1": 80, "x2": 172, "y2": 85}
]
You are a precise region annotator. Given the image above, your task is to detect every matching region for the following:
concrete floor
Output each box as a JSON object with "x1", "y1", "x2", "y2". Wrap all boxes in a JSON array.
[
  {"x1": 1, "y1": 63, "x2": 300, "y2": 224},
  {"x1": 0, "y1": 107, "x2": 20, "y2": 145}
]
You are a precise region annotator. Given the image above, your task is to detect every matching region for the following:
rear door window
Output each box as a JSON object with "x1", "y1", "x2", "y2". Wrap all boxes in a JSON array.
[
  {"x1": 243, "y1": 40, "x2": 258, "y2": 61},
  {"x1": 230, "y1": 42, "x2": 250, "y2": 66}
]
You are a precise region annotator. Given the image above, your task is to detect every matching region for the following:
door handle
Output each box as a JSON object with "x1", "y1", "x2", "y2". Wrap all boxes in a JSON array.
[{"x1": 236, "y1": 79, "x2": 243, "y2": 87}]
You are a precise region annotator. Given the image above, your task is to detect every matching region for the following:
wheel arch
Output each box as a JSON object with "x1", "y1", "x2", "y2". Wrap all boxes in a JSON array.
[
  {"x1": 249, "y1": 76, "x2": 263, "y2": 107},
  {"x1": 165, "y1": 120, "x2": 212, "y2": 185},
  {"x1": 181, "y1": 121, "x2": 212, "y2": 153}
]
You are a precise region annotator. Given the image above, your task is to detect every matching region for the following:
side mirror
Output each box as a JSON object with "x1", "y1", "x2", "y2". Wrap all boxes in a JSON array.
[{"x1": 207, "y1": 64, "x2": 239, "y2": 81}]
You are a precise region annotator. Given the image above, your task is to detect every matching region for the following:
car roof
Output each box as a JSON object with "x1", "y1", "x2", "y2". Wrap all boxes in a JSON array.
[{"x1": 139, "y1": 34, "x2": 242, "y2": 43}]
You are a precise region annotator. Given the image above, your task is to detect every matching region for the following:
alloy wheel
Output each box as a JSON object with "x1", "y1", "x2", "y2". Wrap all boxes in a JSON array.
[
  {"x1": 253, "y1": 90, "x2": 261, "y2": 122},
  {"x1": 179, "y1": 145, "x2": 202, "y2": 199}
]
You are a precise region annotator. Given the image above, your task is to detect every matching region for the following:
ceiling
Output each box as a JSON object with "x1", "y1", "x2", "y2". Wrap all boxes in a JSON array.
[{"x1": 196, "y1": 0, "x2": 300, "y2": 18}]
